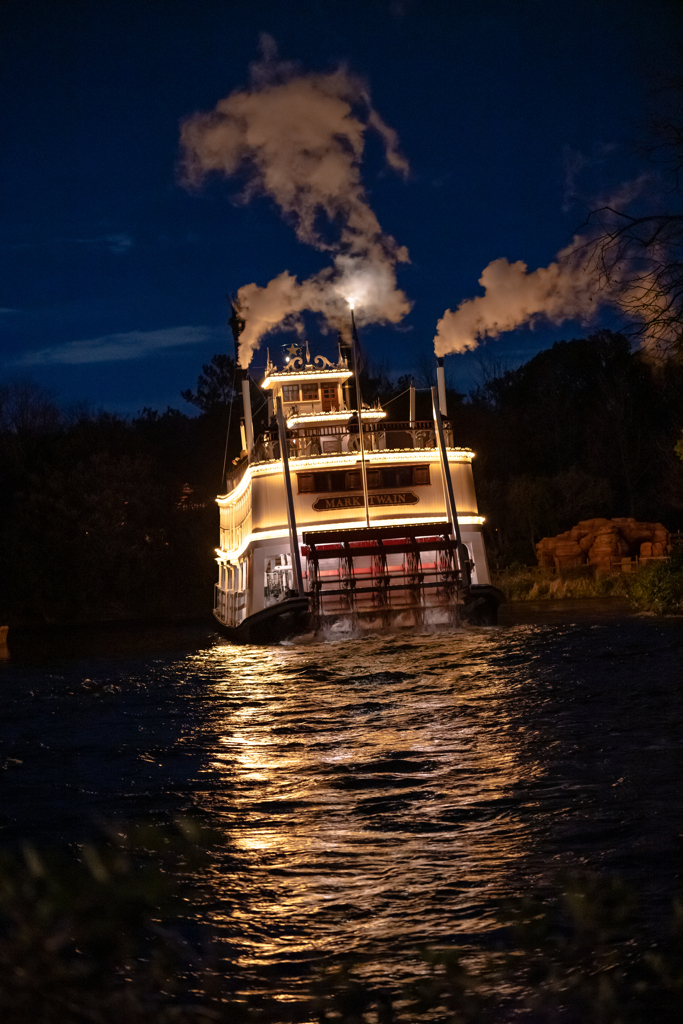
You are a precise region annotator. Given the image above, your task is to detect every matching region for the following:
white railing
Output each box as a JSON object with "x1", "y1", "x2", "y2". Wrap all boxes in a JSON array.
[{"x1": 251, "y1": 420, "x2": 457, "y2": 464}]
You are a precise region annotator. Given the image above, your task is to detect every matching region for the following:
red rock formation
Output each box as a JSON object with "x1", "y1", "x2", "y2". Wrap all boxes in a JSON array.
[{"x1": 535, "y1": 518, "x2": 671, "y2": 571}]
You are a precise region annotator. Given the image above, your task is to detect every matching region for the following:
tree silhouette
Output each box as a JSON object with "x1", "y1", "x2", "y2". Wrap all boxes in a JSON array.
[{"x1": 181, "y1": 354, "x2": 239, "y2": 412}]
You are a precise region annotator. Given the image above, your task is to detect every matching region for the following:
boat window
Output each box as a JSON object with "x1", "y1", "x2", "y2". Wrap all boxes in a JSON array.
[
  {"x1": 282, "y1": 384, "x2": 299, "y2": 402},
  {"x1": 345, "y1": 468, "x2": 380, "y2": 489},
  {"x1": 301, "y1": 382, "x2": 318, "y2": 401},
  {"x1": 380, "y1": 465, "x2": 414, "y2": 488},
  {"x1": 297, "y1": 465, "x2": 430, "y2": 493},
  {"x1": 328, "y1": 470, "x2": 347, "y2": 490}
]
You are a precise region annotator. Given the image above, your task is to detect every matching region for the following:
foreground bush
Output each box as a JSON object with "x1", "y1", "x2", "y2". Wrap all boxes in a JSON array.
[
  {"x1": 629, "y1": 546, "x2": 683, "y2": 614},
  {"x1": 1, "y1": 825, "x2": 683, "y2": 1022}
]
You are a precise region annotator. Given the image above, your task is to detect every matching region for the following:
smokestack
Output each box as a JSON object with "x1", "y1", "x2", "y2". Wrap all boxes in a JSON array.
[
  {"x1": 436, "y1": 357, "x2": 447, "y2": 417},
  {"x1": 241, "y1": 373, "x2": 254, "y2": 454},
  {"x1": 409, "y1": 379, "x2": 416, "y2": 427},
  {"x1": 228, "y1": 302, "x2": 246, "y2": 361}
]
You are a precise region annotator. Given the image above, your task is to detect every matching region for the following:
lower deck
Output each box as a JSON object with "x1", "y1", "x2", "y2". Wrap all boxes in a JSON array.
[
  {"x1": 214, "y1": 519, "x2": 489, "y2": 630},
  {"x1": 215, "y1": 440, "x2": 491, "y2": 633}
]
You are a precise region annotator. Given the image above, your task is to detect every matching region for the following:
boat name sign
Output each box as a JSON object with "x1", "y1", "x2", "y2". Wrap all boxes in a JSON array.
[{"x1": 312, "y1": 492, "x2": 418, "y2": 511}]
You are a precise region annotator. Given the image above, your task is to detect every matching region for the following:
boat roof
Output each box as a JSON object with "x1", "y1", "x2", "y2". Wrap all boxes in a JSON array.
[{"x1": 261, "y1": 350, "x2": 352, "y2": 389}]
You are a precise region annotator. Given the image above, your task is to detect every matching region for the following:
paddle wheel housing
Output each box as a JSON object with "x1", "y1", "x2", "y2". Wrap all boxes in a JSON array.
[{"x1": 303, "y1": 523, "x2": 468, "y2": 629}]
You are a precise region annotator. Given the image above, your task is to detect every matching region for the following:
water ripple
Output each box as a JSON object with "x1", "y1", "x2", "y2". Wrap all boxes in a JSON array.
[{"x1": 1, "y1": 615, "x2": 682, "y2": 984}]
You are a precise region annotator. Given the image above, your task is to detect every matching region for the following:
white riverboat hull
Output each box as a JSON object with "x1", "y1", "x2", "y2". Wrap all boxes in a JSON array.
[{"x1": 213, "y1": 583, "x2": 503, "y2": 644}]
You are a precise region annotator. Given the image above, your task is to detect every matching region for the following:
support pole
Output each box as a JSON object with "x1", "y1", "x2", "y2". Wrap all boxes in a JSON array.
[
  {"x1": 431, "y1": 386, "x2": 471, "y2": 588},
  {"x1": 350, "y1": 310, "x2": 371, "y2": 528},
  {"x1": 409, "y1": 380, "x2": 416, "y2": 427},
  {"x1": 276, "y1": 396, "x2": 304, "y2": 595},
  {"x1": 436, "y1": 357, "x2": 447, "y2": 417},
  {"x1": 241, "y1": 374, "x2": 254, "y2": 455}
]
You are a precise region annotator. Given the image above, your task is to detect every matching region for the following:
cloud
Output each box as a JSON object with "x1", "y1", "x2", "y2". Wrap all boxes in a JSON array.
[
  {"x1": 3, "y1": 233, "x2": 134, "y2": 254},
  {"x1": 14, "y1": 326, "x2": 218, "y2": 366},
  {"x1": 101, "y1": 233, "x2": 134, "y2": 254}
]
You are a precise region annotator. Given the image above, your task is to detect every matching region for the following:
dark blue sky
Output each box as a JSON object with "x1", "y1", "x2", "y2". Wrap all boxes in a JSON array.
[{"x1": 2, "y1": 0, "x2": 681, "y2": 414}]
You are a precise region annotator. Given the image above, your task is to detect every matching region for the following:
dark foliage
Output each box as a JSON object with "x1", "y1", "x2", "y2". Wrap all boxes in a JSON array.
[
  {"x1": 0, "y1": 827, "x2": 681, "y2": 1023},
  {"x1": 355, "y1": 331, "x2": 683, "y2": 566},
  {"x1": 451, "y1": 332, "x2": 683, "y2": 565},
  {"x1": 0, "y1": 388, "x2": 231, "y2": 627},
  {"x1": 181, "y1": 353, "x2": 239, "y2": 413}
]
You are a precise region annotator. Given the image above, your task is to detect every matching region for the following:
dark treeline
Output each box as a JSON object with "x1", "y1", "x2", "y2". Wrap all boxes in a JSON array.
[
  {"x1": 365, "y1": 330, "x2": 683, "y2": 566},
  {"x1": 0, "y1": 362, "x2": 276, "y2": 627},
  {"x1": 1, "y1": 330, "x2": 682, "y2": 625},
  {"x1": 454, "y1": 331, "x2": 683, "y2": 565}
]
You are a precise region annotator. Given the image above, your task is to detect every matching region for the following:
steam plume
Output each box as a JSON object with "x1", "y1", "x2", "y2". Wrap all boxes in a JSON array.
[
  {"x1": 434, "y1": 176, "x2": 667, "y2": 357},
  {"x1": 434, "y1": 243, "x2": 600, "y2": 356},
  {"x1": 180, "y1": 38, "x2": 411, "y2": 366}
]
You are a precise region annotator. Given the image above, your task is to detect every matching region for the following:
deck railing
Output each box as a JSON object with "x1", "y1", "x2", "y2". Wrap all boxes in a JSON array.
[
  {"x1": 222, "y1": 418, "x2": 469, "y2": 489},
  {"x1": 250, "y1": 419, "x2": 457, "y2": 464},
  {"x1": 222, "y1": 461, "x2": 248, "y2": 494}
]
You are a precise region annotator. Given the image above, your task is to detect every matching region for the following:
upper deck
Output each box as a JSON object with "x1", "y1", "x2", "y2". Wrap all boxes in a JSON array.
[
  {"x1": 253, "y1": 418, "x2": 462, "y2": 464},
  {"x1": 216, "y1": 341, "x2": 482, "y2": 563},
  {"x1": 259, "y1": 347, "x2": 387, "y2": 428},
  {"x1": 225, "y1": 418, "x2": 470, "y2": 492},
  {"x1": 226, "y1": 339, "x2": 473, "y2": 491}
]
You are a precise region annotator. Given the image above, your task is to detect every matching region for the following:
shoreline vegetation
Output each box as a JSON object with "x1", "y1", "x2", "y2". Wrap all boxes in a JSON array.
[{"x1": 493, "y1": 547, "x2": 683, "y2": 615}]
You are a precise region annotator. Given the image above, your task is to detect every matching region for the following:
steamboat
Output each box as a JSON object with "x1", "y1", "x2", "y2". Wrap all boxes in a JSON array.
[{"x1": 213, "y1": 313, "x2": 503, "y2": 642}]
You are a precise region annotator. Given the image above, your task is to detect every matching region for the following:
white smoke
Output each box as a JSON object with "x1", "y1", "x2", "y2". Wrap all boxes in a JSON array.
[
  {"x1": 180, "y1": 38, "x2": 411, "y2": 366},
  {"x1": 434, "y1": 175, "x2": 664, "y2": 357},
  {"x1": 434, "y1": 243, "x2": 600, "y2": 356}
]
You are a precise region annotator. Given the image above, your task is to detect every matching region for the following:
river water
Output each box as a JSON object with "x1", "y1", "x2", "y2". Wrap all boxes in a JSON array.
[{"x1": 1, "y1": 605, "x2": 682, "y2": 1000}]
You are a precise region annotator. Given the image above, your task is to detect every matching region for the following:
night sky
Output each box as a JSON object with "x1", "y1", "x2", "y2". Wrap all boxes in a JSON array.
[{"x1": 2, "y1": 0, "x2": 682, "y2": 414}]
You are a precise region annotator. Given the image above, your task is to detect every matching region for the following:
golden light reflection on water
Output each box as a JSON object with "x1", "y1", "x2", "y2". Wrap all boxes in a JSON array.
[{"x1": 187, "y1": 633, "x2": 545, "y2": 969}]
